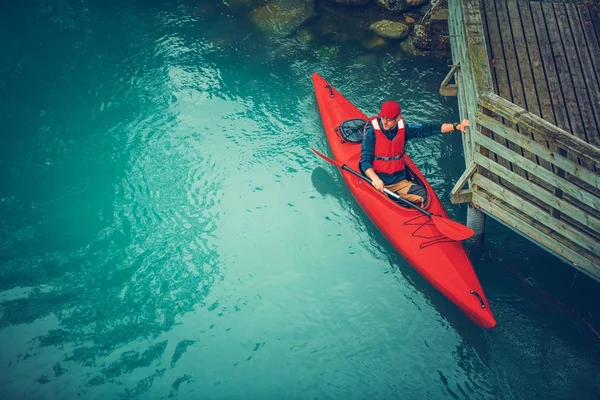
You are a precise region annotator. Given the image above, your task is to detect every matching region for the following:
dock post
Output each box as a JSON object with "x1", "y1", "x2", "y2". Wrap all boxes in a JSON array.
[{"x1": 466, "y1": 205, "x2": 486, "y2": 253}]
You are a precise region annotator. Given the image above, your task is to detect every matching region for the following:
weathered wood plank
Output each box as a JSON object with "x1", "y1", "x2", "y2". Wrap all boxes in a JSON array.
[
  {"x1": 452, "y1": 189, "x2": 474, "y2": 204},
  {"x1": 451, "y1": 160, "x2": 477, "y2": 204},
  {"x1": 590, "y1": 4, "x2": 600, "y2": 44},
  {"x1": 448, "y1": 0, "x2": 477, "y2": 165},
  {"x1": 463, "y1": 0, "x2": 495, "y2": 93},
  {"x1": 473, "y1": 152, "x2": 600, "y2": 232},
  {"x1": 554, "y1": 3, "x2": 600, "y2": 146},
  {"x1": 541, "y1": 2, "x2": 589, "y2": 145},
  {"x1": 489, "y1": 0, "x2": 531, "y2": 179},
  {"x1": 577, "y1": 4, "x2": 600, "y2": 94},
  {"x1": 517, "y1": 1, "x2": 552, "y2": 122},
  {"x1": 505, "y1": 0, "x2": 537, "y2": 113},
  {"x1": 515, "y1": 0, "x2": 556, "y2": 166},
  {"x1": 521, "y1": 1, "x2": 569, "y2": 217},
  {"x1": 505, "y1": 0, "x2": 556, "y2": 191},
  {"x1": 478, "y1": 93, "x2": 600, "y2": 166},
  {"x1": 494, "y1": 0, "x2": 525, "y2": 103},
  {"x1": 474, "y1": 132, "x2": 600, "y2": 210},
  {"x1": 471, "y1": 191, "x2": 600, "y2": 281},
  {"x1": 477, "y1": 112, "x2": 600, "y2": 190},
  {"x1": 566, "y1": 4, "x2": 600, "y2": 148},
  {"x1": 472, "y1": 174, "x2": 600, "y2": 254},
  {"x1": 529, "y1": 2, "x2": 572, "y2": 133},
  {"x1": 463, "y1": 0, "x2": 510, "y2": 183},
  {"x1": 472, "y1": 0, "x2": 497, "y2": 175},
  {"x1": 480, "y1": 0, "x2": 524, "y2": 177}
]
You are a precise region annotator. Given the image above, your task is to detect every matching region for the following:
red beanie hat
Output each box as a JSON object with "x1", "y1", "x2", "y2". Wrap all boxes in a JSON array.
[{"x1": 378, "y1": 101, "x2": 401, "y2": 119}]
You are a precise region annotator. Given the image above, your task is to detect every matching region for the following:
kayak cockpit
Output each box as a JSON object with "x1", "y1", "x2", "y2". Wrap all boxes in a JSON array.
[{"x1": 337, "y1": 118, "x2": 431, "y2": 209}]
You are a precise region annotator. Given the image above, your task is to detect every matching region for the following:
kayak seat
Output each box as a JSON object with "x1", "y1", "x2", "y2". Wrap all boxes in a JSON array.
[{"x1": 336, "y1": 118, "x2": 367, "y2": 143}]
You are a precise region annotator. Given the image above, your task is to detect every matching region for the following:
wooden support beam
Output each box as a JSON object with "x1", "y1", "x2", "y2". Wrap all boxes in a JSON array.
[
  {"x1": 472, "y1": 174, "x2": 600, "y2": 255},
  {"x1": 450, "y1": 160, "x2": 476, "y2": 204},
  {"x1": 474, "y1": 133, "x2": 600, "y2": 210},
  {"x1": 476, "y1": 112, "x2": 600, "y2": 190},
  {"x1": 478, "y1": 93, "x2": 600, "y2": 166},
  {"x1": 440, "y1": 64, "x2": 459, "y2": 97},
  {"x1": 471, "y1": 191, "x2": 600, "y2": 282},
  {"x1": 473, "y1": 152, "x2": 600, "y2": 233}
]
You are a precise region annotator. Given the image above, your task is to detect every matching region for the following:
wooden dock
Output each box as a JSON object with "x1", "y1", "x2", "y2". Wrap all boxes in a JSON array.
[{"x1": 443, "y1": 0, "x2": 600, "y2": 281}]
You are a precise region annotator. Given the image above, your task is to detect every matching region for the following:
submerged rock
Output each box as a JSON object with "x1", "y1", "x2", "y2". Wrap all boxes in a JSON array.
[
  {"x1": 355, "y1": 52, "x2": 379, "y2": 66},
  {"x1": 360, "y1": 34, "x2": 389, "y2": 50},
  {"x1": 249, "y1": 1, "x2": 315, "y2": 38},
  {"x1": 295, "y1": 28, "x2": 316, "y2": 45},
  {"x1": 412, "y1": 23, "x2": 449, "y2": 51},
  {"x1": 399, "y1": 36, "x2": 428, "y2": 57},
  {"x1": 376, "y1": 0, "x2": 409, "y2": 12},
  {"x1": 329, "y1": 0, "x2": 373, "y2": 5},
  {"x1": 369, "y1": 20, "x2": 410, "y2": 40},
  {"x1": 316, "y1": 45, "x2": 340, "y2": 61}
]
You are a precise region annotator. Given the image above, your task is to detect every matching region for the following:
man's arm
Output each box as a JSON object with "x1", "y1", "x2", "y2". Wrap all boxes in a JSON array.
[
  {"x1": 360, "y1": 124, "x2": 385, "y2": 192},
  {"x1": 405, "y1": 119, "x2": 470, "y2": 140},
  {"x1": 441, "y1": 119, "x2": 470, "y2": 134}
]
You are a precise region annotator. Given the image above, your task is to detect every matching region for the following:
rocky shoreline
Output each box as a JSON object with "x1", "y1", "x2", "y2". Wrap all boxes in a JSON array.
[{"x1": 195, "y1": 0, "x2": 451, "y2": 61}]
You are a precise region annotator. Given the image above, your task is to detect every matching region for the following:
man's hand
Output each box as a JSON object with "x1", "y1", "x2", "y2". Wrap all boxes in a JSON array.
[
  {"x1": 457, "y1": 119, "x2": 470, "y2": 133},
  {"x1": 372, "y1": 176, "x2": 385, "y2": 192},
  {"x1": 365, "y1": 168, "x2": 385, "y2": 192}
]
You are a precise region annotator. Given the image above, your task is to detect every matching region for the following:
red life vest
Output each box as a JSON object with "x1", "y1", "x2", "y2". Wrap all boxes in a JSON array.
[{"x1": 371, "y1": 117, "x2": 406, "y2": 174}]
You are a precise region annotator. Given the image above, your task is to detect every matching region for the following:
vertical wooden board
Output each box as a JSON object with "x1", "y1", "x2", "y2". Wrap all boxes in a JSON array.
[
  {"x1": 574, "y1": 5, "x2": 600, "y2": 92},
  {"x1": 488, "y1": 0, "x2": 530, "y2": 180},
  {"x1": 477, "y1": 0, "x2": 498, "y2": 164},
  {"x1": 541, "y1": 3, "x2": 587, "y2": 143},
  {"x1": 449, "y1": 0, "x2": 476, "y2": 164},
  {"x1": 572, "y1": 4, "x2": 600, "y2": 147},
  {"x1": 482, "y1": 0, "x2": 507, "y2": 95},
  {"x1": 506, "y1": 0, "x2": 539, "y2": 115},
  {"x1": 590, "y1": 4, "x2": 600, "y2": 42},
  {"x1": 516, "y1": 1, "x2": 556, "y2": 174},
  {"x1": 504, "y1": 0, "x2": 552, "y2": 183},
  {"x1": 494, "y1": 0, "x2": 525, "y2": 105},
  {"x1": 530, "y1": 2, "x2": 571, "y2": 132},
  {"x1": 518, "y1": 1, "x2": 554, "y2": 123},
  {"x1": 464, "y1": 0, "x2": 495, "y2": 93},
  {"x1": 479, "y1": 0, "x2": 513, "y2": 180},
  {"x1": 554, "y1": 3, "x2": 599, "y2": 146}
]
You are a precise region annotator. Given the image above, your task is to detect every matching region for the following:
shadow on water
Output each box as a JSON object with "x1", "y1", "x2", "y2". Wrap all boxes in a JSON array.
[{"x1": 310, "y1": 166, "x2": 343, "y2": 197}]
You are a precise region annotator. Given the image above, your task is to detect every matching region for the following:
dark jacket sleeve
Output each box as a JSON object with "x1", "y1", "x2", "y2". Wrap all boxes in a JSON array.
[
  {"x1": 405, "y1": 123, "x2": 443, "y2": 141},
  {"x1": 360, "y1": 123, "x2": 375, "y2": 173}
]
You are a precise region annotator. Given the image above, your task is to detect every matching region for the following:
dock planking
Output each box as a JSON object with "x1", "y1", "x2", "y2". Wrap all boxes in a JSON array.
[
  {"x1": 482, "y1": 0, "x2": 600, "y2": 153},
  {"x1": 448, "y1": 0, "x2": 600, "y2": 280}
]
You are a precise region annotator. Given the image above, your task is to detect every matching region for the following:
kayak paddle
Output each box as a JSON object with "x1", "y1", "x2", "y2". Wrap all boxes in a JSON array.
[{"x1": 311, "y1": 147, "x2": 475, "y2": 241}]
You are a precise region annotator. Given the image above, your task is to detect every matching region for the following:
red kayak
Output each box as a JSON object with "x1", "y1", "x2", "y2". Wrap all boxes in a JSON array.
[{"x1": 312, "y1": 73, "x2": 496, "y2": 329}]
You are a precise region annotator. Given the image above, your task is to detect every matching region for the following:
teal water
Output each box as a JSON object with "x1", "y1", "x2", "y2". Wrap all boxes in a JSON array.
[{"x1": 1, "y1": 1, "x2": 599, "y2": 399}]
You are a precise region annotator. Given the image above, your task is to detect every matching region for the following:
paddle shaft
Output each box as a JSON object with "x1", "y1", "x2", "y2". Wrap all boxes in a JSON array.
[{"x1": 339, "y1": 164, "x2": 432, "y2": 218}]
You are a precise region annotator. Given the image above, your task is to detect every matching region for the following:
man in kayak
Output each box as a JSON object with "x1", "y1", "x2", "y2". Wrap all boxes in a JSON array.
[{"x1": 360, "y1": 100, "x2": 469, "y2": 207}]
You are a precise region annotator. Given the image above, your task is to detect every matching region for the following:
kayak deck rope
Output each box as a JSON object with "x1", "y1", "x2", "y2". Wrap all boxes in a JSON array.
[{"x1": 404, "y1": 214, "x2": 457, "y2": 249}]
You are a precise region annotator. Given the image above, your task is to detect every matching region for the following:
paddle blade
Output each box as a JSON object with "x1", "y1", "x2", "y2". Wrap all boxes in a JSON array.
[
  {"x1": 431, "y1": 215, "x2": 475, "y2": 241},
  {"x1": 311, "y1": 147, "x2": 343, "y2": 168}
]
